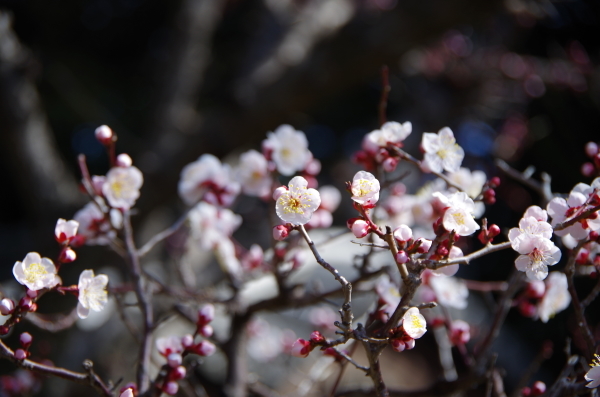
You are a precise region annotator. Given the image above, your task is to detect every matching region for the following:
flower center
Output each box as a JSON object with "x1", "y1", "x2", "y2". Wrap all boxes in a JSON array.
[
  {"x1": 111, "y1": 181, "x2": 124, "y2": 198},
  {"x1": 281, "y1": 148, "x2": 292, "y2": 159},
  {"x1": 452, "y1": 211, "x2": 466, "y2": 225},
  {"x1": 352, "y1": 179, "x2": 373, "y2": 197},
  {"x1": 410, "y1": 314, "x2": 423, "y2": 329},
  {"x1": 24, "y1": 262, "x2": 48, "y2": 284},
  {"x1": 280, "y1": 195, "x2": 305, "y2": 215},
  {"x1": 437, "y1": 148, "x2": 448, "y2": 159}
]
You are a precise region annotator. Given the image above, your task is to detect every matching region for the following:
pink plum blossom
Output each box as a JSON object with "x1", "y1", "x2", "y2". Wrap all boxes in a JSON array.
[
  {"x1": 350, "y1": 171, "x2": 380, "y2": 207},
  {"x1": 402, "y1": 307, "x2": 427, "y2": 339},
  {"x1": 514, "y1": 236, "x2": 561, "y2": 280},
  {"x1": 55, "y1": 219, "x2": 79, "y2": 244}
]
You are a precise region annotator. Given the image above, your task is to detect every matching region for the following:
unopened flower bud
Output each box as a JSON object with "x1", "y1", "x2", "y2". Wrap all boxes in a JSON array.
[
  {"x1": 116, "y1": 154, "x2": 133, "y2": 168},
  {"x1": 483, "y1": 189, "x2": 496, "y2": 205},
  {"x1": 522, "y1": 386, "x2": 532, "y2": 397},
  {"x1": 585, "y1": 142, "x2": 599, "y2": 158},
  {"x1": 449, "y1": 320, "x2": 470, "y2": 345},
  {"x1": 0, "y1": 326, "x2": 9, "y2": 335},
  {"x1": 193, "y1": 341, "x2": 216, "y2": 357},
  {"x1": 416, "y1": 238, "x2": 432, "y2": 254},
  {"x1": 290, "y1": 338, "x2": 312, "y2": 358},
  {"x1": 19, "y1": 296, "x2": 35, "y2": 312},
  {"x1": 0, "y1": 298, "x2": 15, "y2": 315},
  {"x1": 91, "y1": 176, "x2": 106, "y2": 195},
  {"x1": 404, "y1": 338, "x2": 415, "y2": 350},
  {"x1": 395, "y1": 251, "x2": 408, "y2": 264},
  {"x1": 488, "y1": 176, "x2": 501, "y2": 188},
  {"x1": 181, "y1": 334, "x2": 194, "y2": 348},
  {"x1": 519, "y1": 301, "x2": 536, "y2": 317},
  {"x1": 273, "y1": 225, "x2": 290, "y2": 241},
  {"x1": 59, "y1": 247, "x2": 77, "y2": 263},
  {"x1": 382, "y1": 157, "x2": 398, "y2": 172},
  {"x1": 391, "y1": 339, "x2": 405, "y2": 352},
  {"x1": 310, "y1": 331, "x2": 325, "y2": 343},
  {"x1": 167, "y1": 353, "x2": 182, "y2": 368},
  {"x1": 393, "y1": 225, "x2": 413, "y2": 243},
  {"x1": 26, "y1": 289, "x2": 38, "y2": 298},
  {"x1": 531, "y1": 381, "x2": 546, "y2": 395},
  {"x1": 95, "y1": 125, "x2": 113, "y2": 145},
  {"x1": 198, "y1": 304, "x2": 215, "y2": 325},
  {"x1": 199, "y1": 325, "x2": 213, "y2": 338},
  {"x1": 55, "y1": 218, "x2": 79, "y2": 244},
  {"x1": 582, "y1": 162, "x2": 595, "y2": 177},
  {"x1": 20, "y1": 332, "x2": 33, "y2": 349},
  {"x1": 305, "y1": 158, "x2": 321, "y2": 176},
  {"x1": 525, "y1": 280, "x2": 545, "y2": 298},
  {"x1": 172, "y1": 365, "x2": 186, "y2": 380},
  {"x1": 163, "y1": 381, "x2": 178, "y2": 396},
  {"x1": 351, "y1": 219, "x2": 370, "y2": 238},
  {"x1": 14, "y1": 348, "x2": 27, "y2": 360}
]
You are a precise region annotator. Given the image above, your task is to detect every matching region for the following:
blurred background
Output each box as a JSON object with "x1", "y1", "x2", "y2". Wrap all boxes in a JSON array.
[{"x1": 0, "y1": 0, "x2": 600, "y2": 395}]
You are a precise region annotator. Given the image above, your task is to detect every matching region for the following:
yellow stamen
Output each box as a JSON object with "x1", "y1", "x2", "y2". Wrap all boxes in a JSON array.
[{"x1": 24, "y1": 262, "x2": 48, "y2": 284}]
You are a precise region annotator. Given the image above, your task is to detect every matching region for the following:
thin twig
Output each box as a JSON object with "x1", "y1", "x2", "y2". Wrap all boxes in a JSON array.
[{"x1": 137, "y1": 209, "x2": 192, "y2": 257}]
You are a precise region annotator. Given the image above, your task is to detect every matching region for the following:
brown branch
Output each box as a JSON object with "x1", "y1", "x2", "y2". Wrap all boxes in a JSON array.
[
  {"x1": 553, "y1": 204, "x2": 600, "y2": 232},
  {"x1": 0, "y1": 339, "x2": 113, "y2": 396},
  {"x1": 426, "y1": 241, "x2": 512, "y2": 268},
  {"x1": 495, "y1": 159, "x2": 553, "y2": 205},
  {"x1": 124, "y1": 211, "x2": 154, "y2": 393},
  {"x1": 25, "y1": 308, "x2": 79, "y2": 332},
  {"x1": 137, "y1": 208, "x2": 191, "y2": 257}
]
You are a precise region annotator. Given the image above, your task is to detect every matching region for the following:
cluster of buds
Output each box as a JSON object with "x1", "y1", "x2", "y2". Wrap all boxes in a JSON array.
[
  {"x1": 197, "y1": 304, "x2": 215, "y2": 338},
  {"x1": 290, "y1": 331, "x2": 326, "y2": 358},
  {"x1": 353, "y1": 121, "x2": 412, "y2": 172},
  {"x1": 582, "y1": 142, "x2": 600, "y2": 177},
  {"x1": 55, "y1": 219, "x2": 79, "y2": 265},
  {"x1": 480, "y1": 176, "x2": 501, "y2": 205},
  {"x1": 14, "y1": 333, "x2": 33, "y2": 361},
  {"x1": 478, "y1": 219, "x2": 501, "y2": 245}
]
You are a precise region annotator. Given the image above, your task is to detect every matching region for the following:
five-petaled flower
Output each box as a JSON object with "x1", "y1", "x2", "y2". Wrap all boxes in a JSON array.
[
  {"x1": 263, "y1": 125, "x2": 311, "y2": 176},
  {"x1": 433, "y1": 191, "x2": 480, "y2": 236},
  {"x1": 103, "y1": 166, "x2": 144, "y2": 210},
  {"x1": 13, "y1": 252, "x2": 61, "y2": 291},
  {"x1": 77, "y1": 270, "x2": 109, "y2": 319},
  {"x1": 421, "y1": 127, "x2": 464, "y2": 173},
  {"x1": 402, "y1": 307, "x2": 427, "y2": 339},
  {"x1": 275, "y1": 176, "x2": 321, "y2": 225},
  {"x1": 514, "y1": 236, "x2": 561, "y2": 280},
  {"x1": 350, "y1": 171, "x2": 380, "y2": 207}
]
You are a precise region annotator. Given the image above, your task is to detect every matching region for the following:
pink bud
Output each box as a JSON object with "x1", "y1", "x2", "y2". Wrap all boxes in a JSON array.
[
  {"x1": 273, "y1": 225, "x2": 290, "y2": 241},
  {"x1": 55, "y1": 218, "x2": 79, "y2": 244},
  {"x1": 95, "y1": 125, "x2": 113, "y2": 145},
  {"x1": 0, "y1": 326, "x2": 9, "y2": 335},
  {"x1": 59, "y1": 247, "x2": 77, "y2": 263},
  {"x1": 198, "y1": 304, "x2": 215, "y2": 325},
  {"x1": 525, "y1": 280, "x2": 545, "y2": 299},
  {"x1": 181, "y1": 334, "x2": 194, "y2": 348},
  {"x1": 391, "y1": 339, "x2": 405, "y2": 352},
  {"x1": 531, "y1": 381, "x2": 546, "y2": 395},
  {"x1": 582, "y1": 162, "x2": 596, "y2": 177},
  {"x1": 305, "y1": 158, "x2": 321, "y2": 176},
  {"x1": 585, "y1": 142, "x2": 599, "y2": 158},
  {"x1": 0, "y1": 298, "x2": 15, "y2": 316},
  {"x1": 393, "y1": 225, "x2": 413, "y2": 242},
  {"x1": 351, "y1": 219, "x2": 370, "y2": 238},
  {"x1": 310, "y1": 331, "x2": 325, "y2": 343},
  {"x1": 449, "y1": 320, "x2": 470, "y2": 345},
  {"x1": 163, "y1": 381, "x2": 178, "y2": 396},
  {"x1": 193, "y1": 341, "x2": 216, "y2": 357},
  {"x1": 26, "y1": 289, "x2": 38, "y2": 298},
  {"x1": 19, "y1": 332, "x2": 33, "y2": 349},
  {"x1": 417, "y1": 238, "x2": 432, "y2": 253},
  {"x1": 167, "y1": 353, "x2": 182, "y2": 368},
  {"x1": 19, "y1": 296, "x2": 34, "y2": 312},
  {"x1": 395, "y1": 251, "x2": 408, "y2": 264},
  {"x1": 14, "y1": 349, "x2": 27, "y2": 360},
  {"x1": 404, "y1": 338, "x2": 415, "y2": 350},
  {"x1": 116, "y1": 154, "x2": 133, "y2": 168},
  {"x1": 382, "y1": 157, "x2": 398, "y2": 172},
  {"x1": 199, "y1": 325, "x2": 213, "y2": 338},
  {"x1": 91, "y1": 176, "x2": 106, "y2": 195},
  {"x1": 290, "y1": 338, "x2": 312, "y2": 358},
  {"x1": 272, "y1": 186, "x2": 288, "y2": 201},
  {"x1": 172, "y1": 365, "x2": 186, "y2": 380},
  {"x1": 488, "y1": 224, "x2": 501, "y2": 238}
]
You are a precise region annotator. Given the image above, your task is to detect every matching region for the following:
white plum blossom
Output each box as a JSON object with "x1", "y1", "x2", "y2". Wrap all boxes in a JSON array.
[
  {"x1": 446, "y1": 168, "x2": 486, "y2": 199},
  {"x1": 586, "y1": 355, "x2": 600, "y2": 388},
  {"x1": 402, "y1": 307, "x2": 427, "y2": 339},
  {"x1": 433, "y1": 191, "x2": 480, "y2": 236},
  {"x1": 178, "y1": 154, "x2": 240, "y2": 207},
  {"x1": 514, "y1": 236, "x2": 561, "y2": 280},
  {"x1": 429, "y1": 275, "x2": 469, "y2": 309},
  {"x1": 508, "y1": 216, "x2": 554, "y2": 253},
  {"x1": 156, "y1": 336, "x2": 184, "y2": 356},
  {"x1": 77, "y1": 270, "x2": 109, "y2": 319},
  {"x1": 55, "y1": 219, "x2": 79, "y2": 244},
  {"x1": 237, "y1": 150, "x2": 272, "y2": 197},
  {"x1": 350, "y1": 171, "x2": 381, "y2": 207},
  {"x1": 523, "y1": 205, "x2": 548, "y2": 222},
  {"x1": 13, "y1": 252, "x2": 61, "y2": 291},
  {"x1": 189, "y1": 202, "x2": 242, "y2": 249},
  {"x1": 215, "y1": 239, "x2": 242, "y2": 281},
  {"x1": 362, "y1": 121, "x2": 412, "y2": 154},
  {"x1": 102, "y1": 166, "x2": 144, "y2": 210},
  {"x1": 275, "y1": 176, "x2": 321, "y2": 225},
  {"x1": 263, "y1": 125, "x2": 311, "y2": 176},
  {"x1": 421, "y1": 127, "x2": 464, "y2": 173},
  {"x1": 537, "y1": 272, "x2": 570, "y2": 323},
  {"x1": 73, "y1": 201, "x2": 121, "y2": 245}
]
